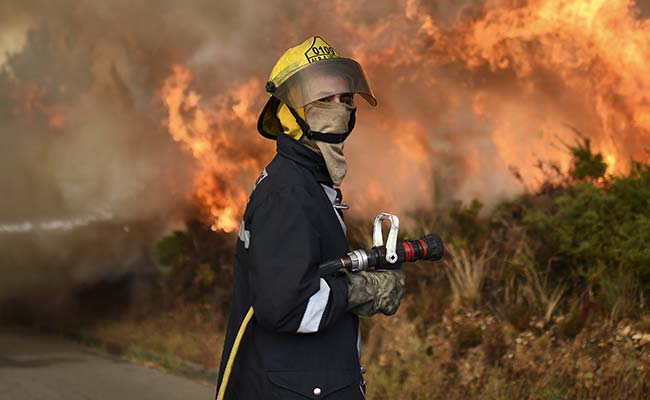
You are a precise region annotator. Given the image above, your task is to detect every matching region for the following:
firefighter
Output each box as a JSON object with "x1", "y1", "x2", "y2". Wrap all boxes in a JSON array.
[{"x1": 216, "y1": 36, "x2": 406, "y2": 400}]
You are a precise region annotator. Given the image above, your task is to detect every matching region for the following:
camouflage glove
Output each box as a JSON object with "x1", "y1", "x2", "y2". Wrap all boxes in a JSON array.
[{"x1": 345, "y1": 270, "x2": 406, "y2": 317}]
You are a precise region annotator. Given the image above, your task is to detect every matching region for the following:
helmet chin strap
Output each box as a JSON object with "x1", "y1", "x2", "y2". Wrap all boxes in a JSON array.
[{"x1": 287, "y1": 105, "x2": 356, "y2": 144}]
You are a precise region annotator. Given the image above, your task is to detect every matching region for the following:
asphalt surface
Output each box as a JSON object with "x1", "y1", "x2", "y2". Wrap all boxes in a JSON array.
[{"x1": 0, "y1": 325, "x2": 213, "y2": 400}]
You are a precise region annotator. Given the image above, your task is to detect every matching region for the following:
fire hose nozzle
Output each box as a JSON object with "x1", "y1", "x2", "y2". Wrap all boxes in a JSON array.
[
  {"x1": 318, "y1": 213, "x2": 444, "y2": 277},
  {"x1": 318, "y1": 234, "x2": 445, "y2": 277}
]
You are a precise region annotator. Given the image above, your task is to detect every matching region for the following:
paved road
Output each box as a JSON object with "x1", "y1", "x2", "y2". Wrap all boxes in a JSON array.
[{"x1": 0, "y1": 325, "x2": 213, "y2": 400}]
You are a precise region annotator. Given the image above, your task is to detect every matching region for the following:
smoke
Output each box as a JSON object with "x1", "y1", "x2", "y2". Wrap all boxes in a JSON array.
[
  {"x1": 0, "y1": 0, "x2": 305, "y2": 307},
  {"x1": 1, "y1": 0, "x2": 649, "y2": 307},
  {"x1": 0, "y1": 1, "x2": 203, "y2": 303}
]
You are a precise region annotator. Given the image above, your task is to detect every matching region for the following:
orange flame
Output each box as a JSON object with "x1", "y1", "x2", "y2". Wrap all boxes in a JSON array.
[
  {"x1": 340, "y1": 0, "x2": 650, "y2": 202},
  {"x1": 160, "y1": 0, "x2": 650, "y2": 227},
  {"x1": 460, "y1": 0, "x2": 648, "y2": 164},
  {"x1": 160, "y1": 65, "x2": 271, "y2": 232}
]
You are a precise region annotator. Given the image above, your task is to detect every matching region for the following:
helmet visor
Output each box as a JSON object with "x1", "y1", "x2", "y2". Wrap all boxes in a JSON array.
[{"x1": 271, "y1": 58, "x2": 377, "y2": 108}]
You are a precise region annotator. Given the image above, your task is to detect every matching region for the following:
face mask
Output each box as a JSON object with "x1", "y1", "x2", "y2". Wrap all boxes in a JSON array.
[
  {"x1": 301, "y1": 101, "x2": 356, "y2": 186},
  {"x1": 304, "y1": 100, "x2": 355, "y2": 134},
  {"x1": 287, "y1": 100, "x2": 356, "y2": 144}
]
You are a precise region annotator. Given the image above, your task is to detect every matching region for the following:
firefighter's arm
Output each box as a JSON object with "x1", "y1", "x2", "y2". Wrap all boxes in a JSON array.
[{"x1": 248, "y1": 185, "x2": 349, "y2": 334}]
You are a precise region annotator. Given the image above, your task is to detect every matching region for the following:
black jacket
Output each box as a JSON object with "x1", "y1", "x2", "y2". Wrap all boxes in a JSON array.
[{"x1": 216, "y1": 133, "x2": 363, "y2": 399}]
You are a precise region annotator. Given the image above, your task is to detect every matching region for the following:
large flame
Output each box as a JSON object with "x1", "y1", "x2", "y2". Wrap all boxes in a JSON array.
[
  {"x1": 161, "y1": 65, "x2": 271, "y2": 232},
  {"x1": 443, "y1": 0, "x2": 650, "y2": 172},
  {"x1": 159, "y1": 0, "x2": 650, "y2": 230},
  {"x1": 340, "y1": 0, "x2": 650, "y2": 200}
]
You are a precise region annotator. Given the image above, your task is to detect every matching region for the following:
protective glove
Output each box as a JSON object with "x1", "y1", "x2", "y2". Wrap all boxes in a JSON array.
[{"x1": 345, "y1": 270, "x2": 406, "y2": 317}]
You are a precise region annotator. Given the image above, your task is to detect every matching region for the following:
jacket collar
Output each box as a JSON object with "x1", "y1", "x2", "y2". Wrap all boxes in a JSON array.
[{"x1": 277, "y1": 133, "x2": 333, "y2": 185}]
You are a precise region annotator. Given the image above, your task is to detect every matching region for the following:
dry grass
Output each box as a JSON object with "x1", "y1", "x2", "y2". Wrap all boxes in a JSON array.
[
  {"x1": 67, "y1": 243, "x2": 649, "y2": 399},
  {"x1": 72, "y1": 284, "x2": 650, "y2": 399},
  {"x1": 81, "y1": 302, "x2": 223, "y2": 371},
  {"x1": 444, "y1": 244, "x2": 494, "y2": 310},
  {"x1": 521, "y1": 263, "x2": 566, "y2": 325},
  {"x1": 361, "y1": 309, "x2": 650, "y2": 399}
]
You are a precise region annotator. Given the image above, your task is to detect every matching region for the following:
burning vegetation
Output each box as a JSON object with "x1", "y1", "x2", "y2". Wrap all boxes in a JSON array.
[
  {"x1": 0, "y1": 0, "x2": 648, "y2": 243},
  {"x1": 156, "y1": 0, "x2": 650, "y2": 231},
  {"x1": 160, "y1": 66, "x2": 268, "y2": 232}
]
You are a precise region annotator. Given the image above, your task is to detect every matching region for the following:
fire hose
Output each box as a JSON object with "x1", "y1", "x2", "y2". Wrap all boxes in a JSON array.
[{"x1": 217, "y1": 213, "x2": 444, "y2": 400}]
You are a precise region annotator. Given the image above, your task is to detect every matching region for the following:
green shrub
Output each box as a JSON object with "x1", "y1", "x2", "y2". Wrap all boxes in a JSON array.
[
  {"x1": 522, "y1": 143, "x2": 650, "y2": 317},
  {"x1": 154, "y1": 219, "x2": 235, "y2": 306},
  {"x1": 569, "y1": 137, "x2": 607, "y2": 181}
]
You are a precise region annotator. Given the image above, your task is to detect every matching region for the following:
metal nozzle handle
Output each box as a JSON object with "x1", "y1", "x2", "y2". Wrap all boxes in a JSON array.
[{"x1": 373, "y1": 213, "x2": 399, "y2": 264}]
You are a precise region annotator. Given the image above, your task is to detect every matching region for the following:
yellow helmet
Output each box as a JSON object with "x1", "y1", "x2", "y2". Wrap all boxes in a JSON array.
[{"x1": 257, "y1": 36, "x2": 377, "y2": 140}]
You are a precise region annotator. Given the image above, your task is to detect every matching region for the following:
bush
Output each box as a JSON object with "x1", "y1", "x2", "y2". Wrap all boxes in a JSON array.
[
  {"x1": 569, "y1": 137, "x2": 607, "y2": 181},
  {"x1": 155, "y1": 219, "x2": 235, "y2": 307},
  {"x1": 522, "y1": 143, "x2": 650, "y2": 317}
]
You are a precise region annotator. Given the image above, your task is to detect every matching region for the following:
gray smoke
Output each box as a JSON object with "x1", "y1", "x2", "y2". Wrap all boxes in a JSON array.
[{"x1": 0, "y1": 0, "x2": 314, "y2": 307}]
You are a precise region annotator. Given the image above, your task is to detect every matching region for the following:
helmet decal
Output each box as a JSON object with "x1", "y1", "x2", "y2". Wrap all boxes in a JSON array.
[{"x1": 304, "y1": 37, "x2": 340, "y2": 64}]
